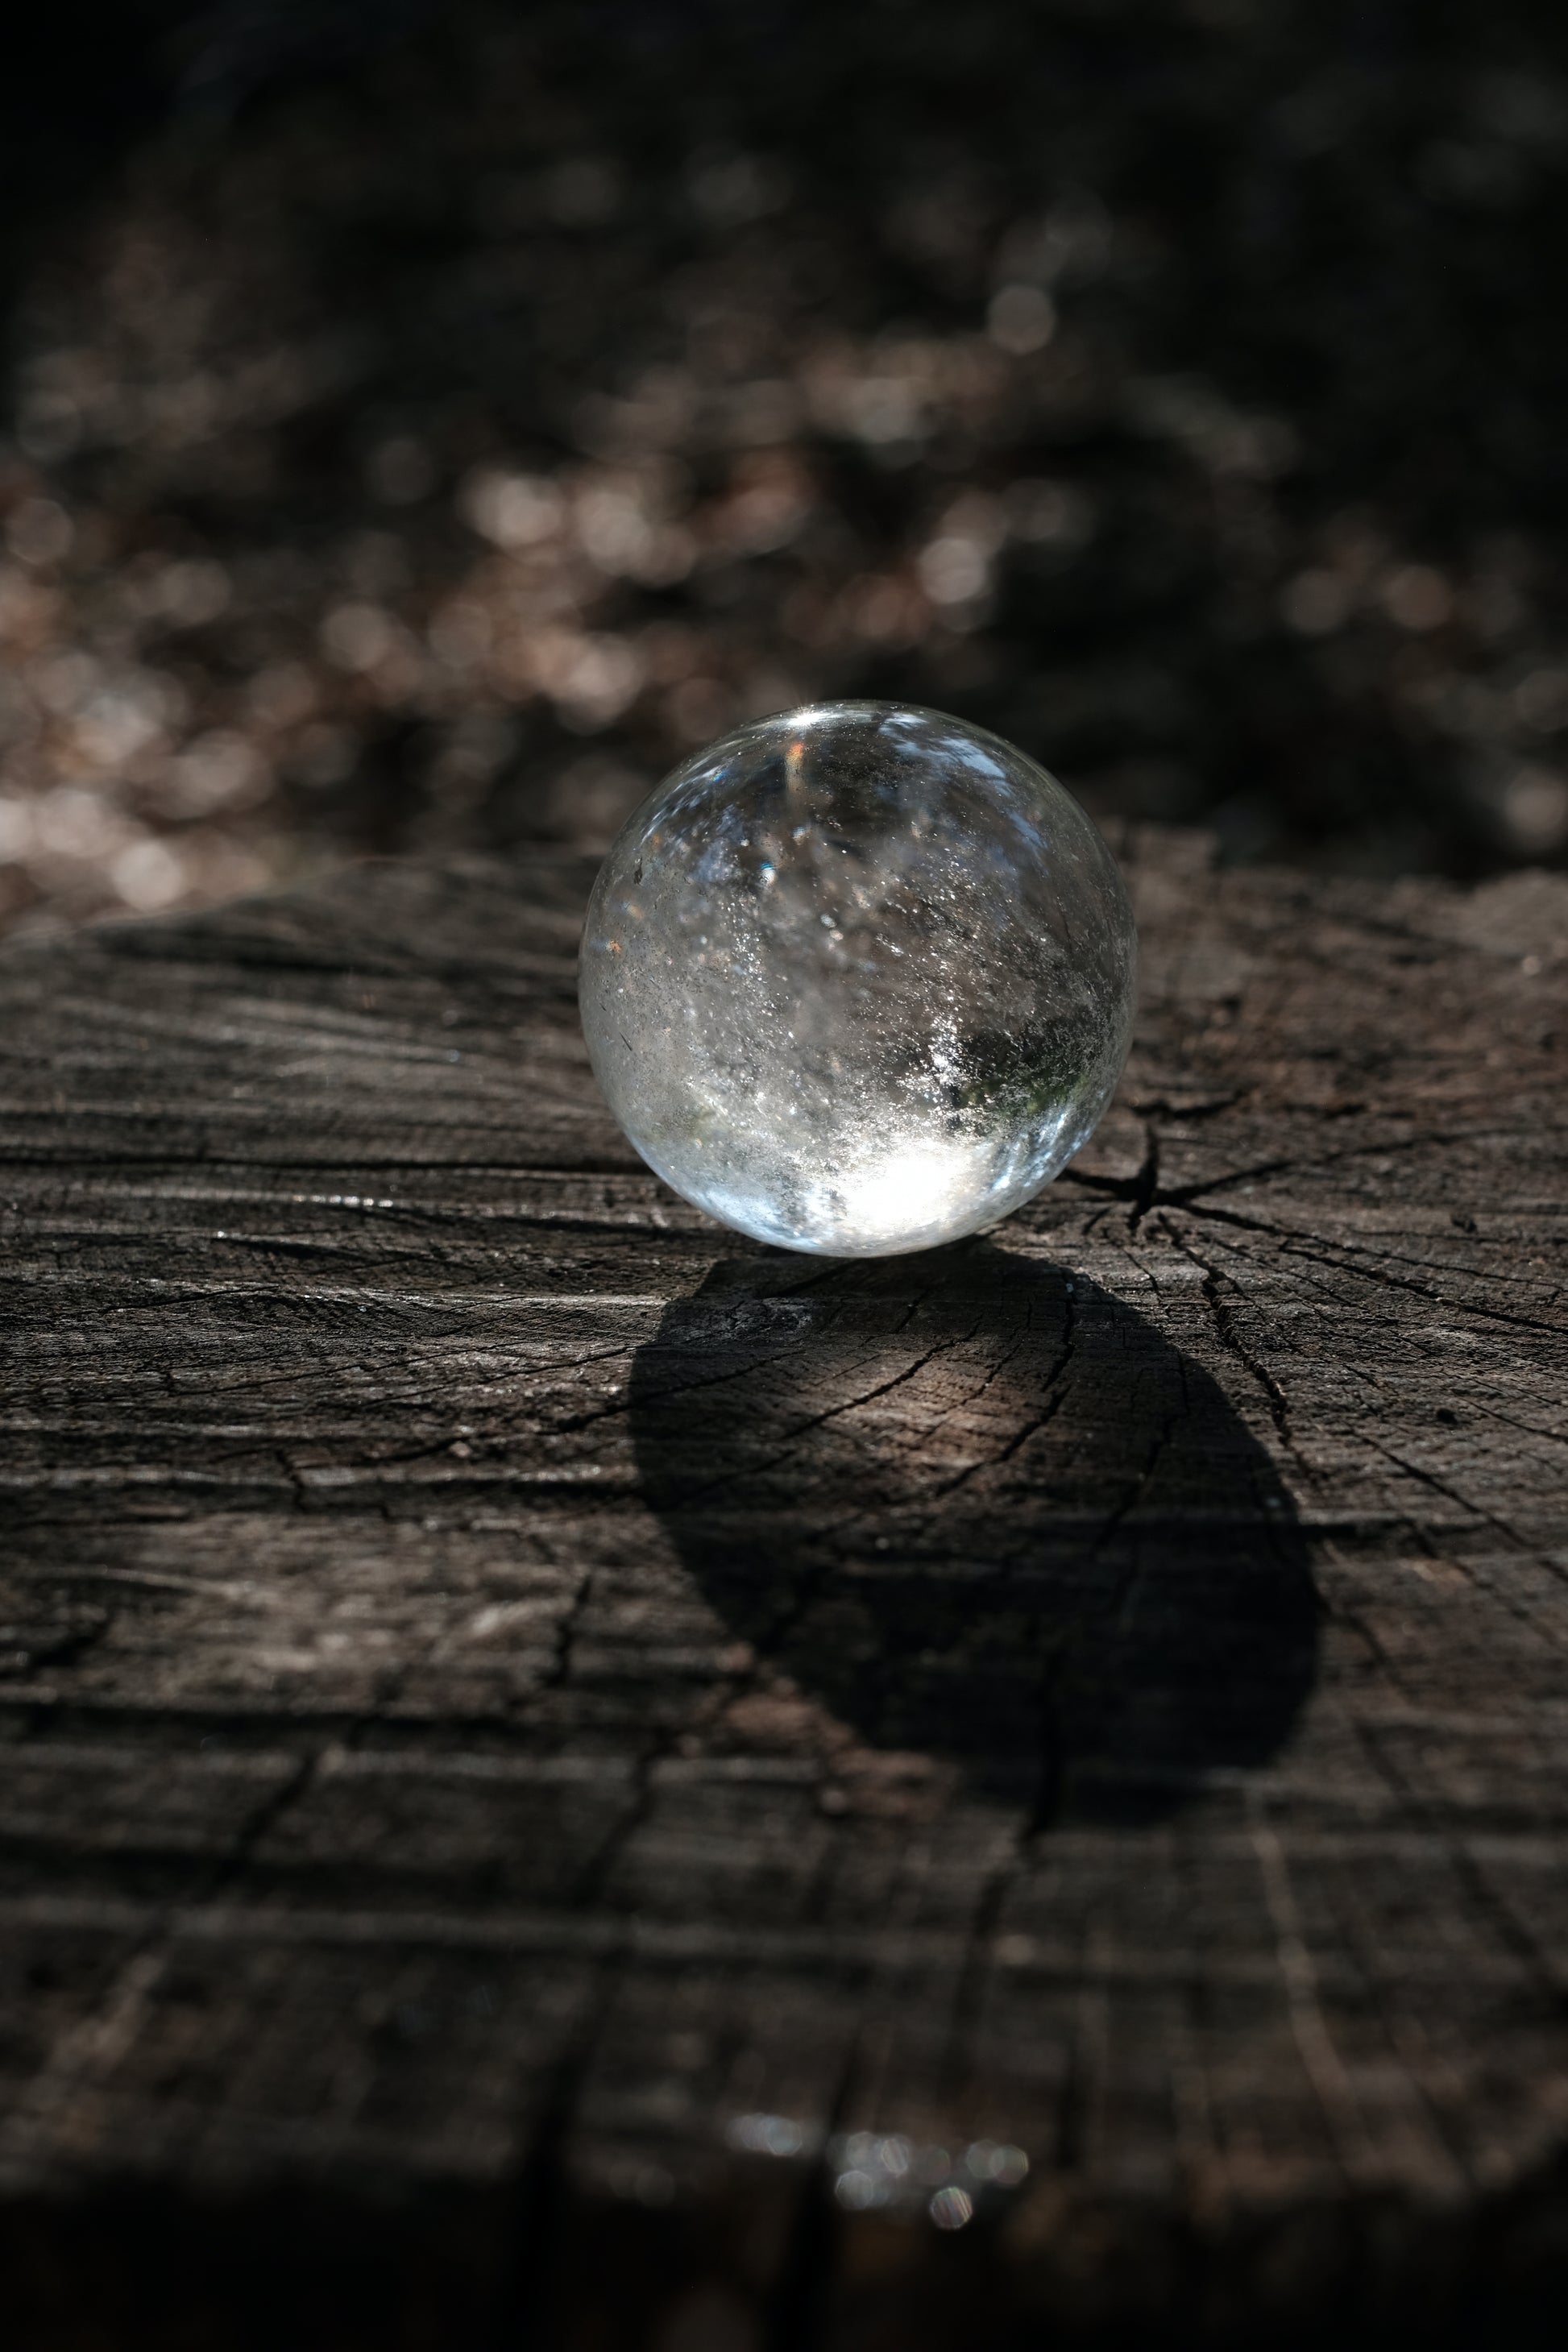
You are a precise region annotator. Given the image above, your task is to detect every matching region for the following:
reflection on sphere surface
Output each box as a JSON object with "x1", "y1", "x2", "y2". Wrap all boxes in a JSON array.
[{"x1": 579, "y1": 702, "x2": 1136, "y2": 1256}]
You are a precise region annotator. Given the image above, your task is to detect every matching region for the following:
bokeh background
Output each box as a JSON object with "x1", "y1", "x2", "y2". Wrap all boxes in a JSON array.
[{"x1": 4, "y1": 0, "x2": 1568, "y2": 938}]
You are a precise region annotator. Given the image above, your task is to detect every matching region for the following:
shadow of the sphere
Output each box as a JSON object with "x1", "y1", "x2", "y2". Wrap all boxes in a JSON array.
[{"x1": 630, "y1": 1239, "x2": 1318, "y2": 1825}]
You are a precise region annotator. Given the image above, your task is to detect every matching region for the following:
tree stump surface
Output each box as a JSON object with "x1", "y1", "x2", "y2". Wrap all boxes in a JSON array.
[{"x1": 0, "y1": 829, "x2": 1565, "y2": 2350}]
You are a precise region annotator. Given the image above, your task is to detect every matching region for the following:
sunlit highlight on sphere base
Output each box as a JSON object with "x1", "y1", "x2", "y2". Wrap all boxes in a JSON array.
[{"x1": 579, "y1": 702, "x2": 1137, "y2": 1257}]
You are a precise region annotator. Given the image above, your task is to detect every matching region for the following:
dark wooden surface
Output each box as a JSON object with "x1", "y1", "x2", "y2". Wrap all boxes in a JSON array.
[{"x1": 0, "y1": 831, "x2": 1565, "y2": 2350}]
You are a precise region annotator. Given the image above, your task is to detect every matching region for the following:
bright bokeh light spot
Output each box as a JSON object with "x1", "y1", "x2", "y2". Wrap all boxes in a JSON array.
[{"x1": 928, "y1": 2184, "x2": 975, "y2": 2230}]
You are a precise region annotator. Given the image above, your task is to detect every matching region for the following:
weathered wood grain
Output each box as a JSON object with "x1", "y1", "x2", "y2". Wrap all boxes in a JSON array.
[{"x1": 0, "y1": 832, "x2": 1565, "y2": 2350}]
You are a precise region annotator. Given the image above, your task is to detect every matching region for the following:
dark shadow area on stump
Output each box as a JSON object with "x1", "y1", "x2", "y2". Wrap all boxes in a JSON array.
[{"x1": 631, "y1": 1238, "x2": 1318, "y2": 1823}]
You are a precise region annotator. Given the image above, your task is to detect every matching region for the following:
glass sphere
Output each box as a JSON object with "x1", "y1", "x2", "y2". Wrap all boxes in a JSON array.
[{"x1": 579, "y1": 702, "x2": 1136, "y2": 1257}]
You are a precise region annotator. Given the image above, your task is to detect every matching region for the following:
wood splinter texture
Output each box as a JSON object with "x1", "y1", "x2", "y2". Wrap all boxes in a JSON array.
[{"x1": 0, "y1": 829, "x2": 1564, "y2": 2350}]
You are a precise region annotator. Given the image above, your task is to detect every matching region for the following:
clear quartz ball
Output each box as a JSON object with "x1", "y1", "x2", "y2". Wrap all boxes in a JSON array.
[{"x1": 579, "y1": 702, "x2": 1137, "y2": 1257}]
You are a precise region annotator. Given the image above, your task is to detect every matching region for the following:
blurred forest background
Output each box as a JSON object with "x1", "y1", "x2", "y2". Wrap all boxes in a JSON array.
[{"x1": 4, "y1": 0, "x2": 1568, "y2": 936}]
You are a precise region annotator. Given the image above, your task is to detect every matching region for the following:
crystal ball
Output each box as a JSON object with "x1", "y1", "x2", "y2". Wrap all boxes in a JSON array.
[{"x1": 579, "y1": 702, "x2": 1136, "y2": 1257}]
